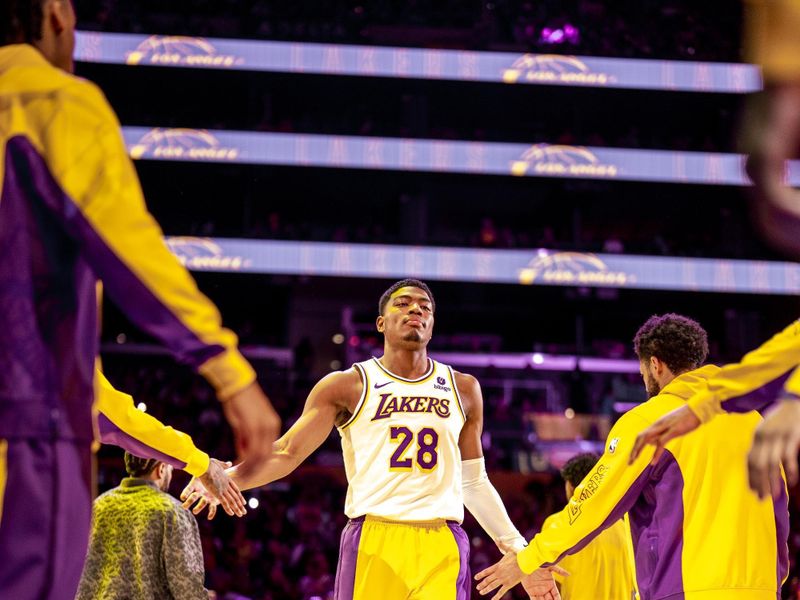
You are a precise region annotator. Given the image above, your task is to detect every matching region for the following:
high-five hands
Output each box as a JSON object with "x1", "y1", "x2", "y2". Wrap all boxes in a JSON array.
[
  {"x1": 475, "y1": 550, "x2": 567, "y2": 600},
  {"x1": 181, "y1": 459, "x2": 243, "y2": 520}
]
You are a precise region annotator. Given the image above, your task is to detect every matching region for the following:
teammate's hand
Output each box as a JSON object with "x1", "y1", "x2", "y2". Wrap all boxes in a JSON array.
[
  {"x1": 748, "y1": 397, "x2": 800, "y2": 499},
  {"x1": 198, "y1": 458, "x2": 246, "y2": 517},
  {"x1": 221, "y1": 383, "x2": 280, "y2": 479},
  {"x1": 475, "y1": 551, "x2": 525, "y2": 599},
  {"x1": 629, "y1": 405, "x2": 700, "y2": 465},
  {"x1": 180, "y1": 478, "x2": 223, "y2": 520},
  {"x1": 521, "y1": 568, "x2": 564, "y2": 600}
]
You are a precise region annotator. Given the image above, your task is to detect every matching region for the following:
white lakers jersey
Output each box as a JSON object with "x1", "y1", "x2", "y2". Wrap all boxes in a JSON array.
[{"x1": 338, "y1": 357, "x2": 467, "y2": 522}]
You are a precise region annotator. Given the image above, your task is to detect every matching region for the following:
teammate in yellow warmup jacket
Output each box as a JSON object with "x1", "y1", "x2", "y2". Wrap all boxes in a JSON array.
[
  {"x1": 477, "y1": 314, "x2": 789, "y2": 600},
  {"x1": 0, "y1": 2, "x2": 279, "y2": 598},
  {"x1": 630, "y1": 319, "x2": 800, "y2": 499}
]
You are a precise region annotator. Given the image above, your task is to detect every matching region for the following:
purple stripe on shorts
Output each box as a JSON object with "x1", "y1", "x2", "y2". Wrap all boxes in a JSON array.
[
  {"x1": 96, "y1": 413, "x2": 188, "y2": 471},
  {"x1": 446, "y1": 522, "x2": 471, "y2": 600},
  {"x1": 773, "y1": 484, "x2": 790, "y2": 590},
  {"x1": 334, "y1": 518, "x2": 364, "y2": 600}
]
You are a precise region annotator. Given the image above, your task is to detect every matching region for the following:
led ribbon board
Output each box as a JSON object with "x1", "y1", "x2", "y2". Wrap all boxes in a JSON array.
[
  {"x1": 165, "y1": 237, "x2": 800, "y2": 295},
  {"x1": 76, "y1": 31, "x2": 761, "y2": 93},
  {"x1": 123, "y1": 127, "x2": 800, "y2": 186}
]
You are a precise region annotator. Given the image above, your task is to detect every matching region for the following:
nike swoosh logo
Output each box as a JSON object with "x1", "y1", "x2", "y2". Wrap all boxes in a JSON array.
[{"x1": 374, "y1": 381, "x2": 392, "y2": 389}]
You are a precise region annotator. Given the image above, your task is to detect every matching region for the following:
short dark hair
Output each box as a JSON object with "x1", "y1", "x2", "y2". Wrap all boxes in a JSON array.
[
  {"x1": 1, "y1": 0, "x2": 45, "y2": 45},
  {"x1": 124, "y1": 452, "x2": 160, "y2": 477},
  {"x1": 378, "y1": 279, "x2": 435, "y2": 315},
  {"x1": 633, "y1": 313, "x2": 708, "y2": 375},
  {"x1": 560, "y1": 453, "x2": 600, "y2": 488}
]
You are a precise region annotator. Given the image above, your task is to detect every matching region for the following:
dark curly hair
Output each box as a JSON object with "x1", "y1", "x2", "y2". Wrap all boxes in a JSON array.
[
  {"x1": 124, "y1": 452, "x2": 161, "y2": 477},
  {"x1": 560, "y1": 453, "x2": 600, "y2": 488},
  {"x1": 378, "y1": 279, "x2": 435, "y2": 315},
  {"x1": 633, "y1": 313, "x2": 708, "y2": 375},
  {"x1": 1, "y1": 0, "x2": 45, "y2": 45}
]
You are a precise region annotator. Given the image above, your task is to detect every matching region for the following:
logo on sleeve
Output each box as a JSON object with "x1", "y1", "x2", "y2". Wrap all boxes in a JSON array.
[
  {"x1": 608, "y1": 437, "x2": 620, "y2": 454},
  {"x1": 568, "y1": 464, "x2": 608, "y2": 524}
]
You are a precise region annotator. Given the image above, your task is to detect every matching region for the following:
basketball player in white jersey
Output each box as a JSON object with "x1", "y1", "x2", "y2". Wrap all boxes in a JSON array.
[{"x1": 183, "y1": 279, "x2": 561, "y2": 599}]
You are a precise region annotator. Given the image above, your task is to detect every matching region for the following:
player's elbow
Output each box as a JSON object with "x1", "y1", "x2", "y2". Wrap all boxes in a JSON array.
[{"x1": 272, "y1": 436, "x2": 304, "y2": 473}]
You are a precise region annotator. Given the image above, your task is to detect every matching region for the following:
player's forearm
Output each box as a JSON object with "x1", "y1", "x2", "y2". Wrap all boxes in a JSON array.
[
  {"x1": 228, "y1": 444, "x2": 302, "y2": 490},
  {"x1": 462, "y1": 458, "x2": 526, "y2": 551},
  {"x1": 519, "y1": 414, "x2": 653, "y2": 573}
]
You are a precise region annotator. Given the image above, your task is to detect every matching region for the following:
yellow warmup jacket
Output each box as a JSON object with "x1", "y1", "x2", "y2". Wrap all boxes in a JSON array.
[
  {"x1": 95, "y1": 370, "x2": 209, "y2": 476},
  {"x1": 542, "y1": 512, "x2": 637, "y2": 600},
  {"x1": 0, "y1": 45, "x2": 252, "y2": 474},
  {"x1": 518, "y1": 367, "x2": 789, "y2": 600},
  {"x1": 687, "y1": 320, "x2": 800, "y2": 424}
]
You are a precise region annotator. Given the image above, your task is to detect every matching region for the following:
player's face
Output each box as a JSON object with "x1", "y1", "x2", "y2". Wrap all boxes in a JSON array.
[
  {"x1": 377, "y1": 286, "x2": 434, "y2": 349},
  {"x1": 639, "y1": 359, "x2": 660, "y2": 398}
]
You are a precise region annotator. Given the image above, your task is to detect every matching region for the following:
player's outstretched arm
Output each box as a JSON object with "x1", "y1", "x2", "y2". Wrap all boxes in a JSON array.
[
  {"x1": 182, "y1": 369, "x2": 358, "y2": 516},
  {"x1": 476, "y1": 551, "x2": 564, "y2": 600},
  {"x1": 477, "y1": 411, "x2": 655, "y2": 596},
  {"x1": 630, "y1": 320, "x2": 800, "y2": 465},
  {"x1": 95, "y1": 368, "x2": 247, "y2": 517}
]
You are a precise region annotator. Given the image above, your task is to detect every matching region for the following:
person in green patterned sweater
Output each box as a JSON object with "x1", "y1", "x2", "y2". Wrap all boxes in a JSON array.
[{"x1": 76, "y1": 453, "x2": 209, "y2": 600}]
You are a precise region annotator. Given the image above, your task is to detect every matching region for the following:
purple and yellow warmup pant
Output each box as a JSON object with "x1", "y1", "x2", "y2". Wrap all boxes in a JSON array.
[
  {"x1": 335, "y1": 515, "x2": 471, "y2": 600},
  {"x1": 0, "y1": 439, "x2": 93, "y2": 600}
]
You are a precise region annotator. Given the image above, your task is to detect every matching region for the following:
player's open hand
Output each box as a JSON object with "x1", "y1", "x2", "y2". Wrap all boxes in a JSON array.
[
  {"x1": 180, "y1": 477, "x2": 221, "y2": 520},
  {"x1": 475, "y1": 551, "x2": 525, "y2": 599},
  {"x1": 748, "y1": 397, "x2": 800, "y2": 499},
  {"x1": 521, "y1": 568, "x2": 565, "y2": 600},
  {"x1": 198, "y1": 458, "x2": 246, "y2": 517},
  {"x1": 629, "y1": 405, "x2": 700, "y2": 465},
  {"x1": 221, "y1": 383, "x2": 280, "y2": 479}
]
